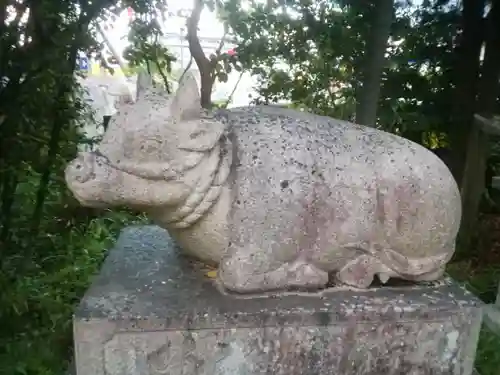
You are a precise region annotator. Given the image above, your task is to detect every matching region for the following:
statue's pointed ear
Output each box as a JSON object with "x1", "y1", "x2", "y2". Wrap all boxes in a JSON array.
[
  {"x1": 170, "y1": 71, "x2": 201, "y2": 119},
  {"x1": 136, "y1": 70, "x2": 153, "y2": 100}
]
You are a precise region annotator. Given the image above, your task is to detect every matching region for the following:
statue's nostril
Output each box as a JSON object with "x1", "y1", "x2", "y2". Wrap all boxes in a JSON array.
[{"x1": 72, "y1": 157, "x2": 94, "y2": 184}]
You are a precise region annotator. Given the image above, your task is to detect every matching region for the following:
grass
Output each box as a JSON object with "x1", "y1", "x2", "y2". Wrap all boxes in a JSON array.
[
  {"x1": 0, "y1": 210, "x2": 147, "y2": 375},
  {"x1": 476, "y1": 329, "x2": 500, "y2": 375},
  {"x1": 0, "y1": 164, "x2": 148, "y2": 375},
  {"x1": 0, "y1": 213, "x2": 147, "y2": 375},
  {"x1": 447, "y1": 261, "x2": 500, "y2": 375}
]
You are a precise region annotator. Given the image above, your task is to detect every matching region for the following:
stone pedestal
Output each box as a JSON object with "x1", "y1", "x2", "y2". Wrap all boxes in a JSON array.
[{"x1": 74, "y1": 226, "x2": 483, "y2": 375}]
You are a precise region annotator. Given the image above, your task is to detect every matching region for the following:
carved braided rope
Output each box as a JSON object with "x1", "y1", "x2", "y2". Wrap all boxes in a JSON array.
[{"x1": 169, "y1": 131, "x2": 232, "y2": 229}]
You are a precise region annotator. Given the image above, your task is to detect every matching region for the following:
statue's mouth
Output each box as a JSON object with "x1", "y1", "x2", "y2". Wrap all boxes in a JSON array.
[
  {"x1": 65, "y1": 149, "x2": 122, "y2": 208},
  {"x1": 68, "y1": 153, "x2": 95, "y2": 184},
  {"x1": 69, "y1": 149, "x2": 117, "y2": 183}
]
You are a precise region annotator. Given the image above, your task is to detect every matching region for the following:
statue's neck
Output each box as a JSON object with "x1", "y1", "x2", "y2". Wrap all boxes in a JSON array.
[{"x1": 162, "y1": 132, "x2": 232, "y2": 229}]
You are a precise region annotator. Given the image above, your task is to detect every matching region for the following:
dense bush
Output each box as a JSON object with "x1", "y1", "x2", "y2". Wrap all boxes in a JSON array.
[{"x1": 0, "y1": 164, "x2": 147, "y2": 375}]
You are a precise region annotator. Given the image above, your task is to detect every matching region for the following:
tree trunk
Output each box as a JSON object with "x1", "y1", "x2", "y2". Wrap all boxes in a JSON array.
[
  {"x1": 449, "y1": 0, "x2": 486, "y2": 184},
  {"x1": 458, "y1": 0, "x2": 500, "y2": 253},
  {"x1": 187, "y1": 0, "x2": 213, "y2": 109},
  {"x1": 355, "y1": 0, "x2": 394, "y2": 126}
]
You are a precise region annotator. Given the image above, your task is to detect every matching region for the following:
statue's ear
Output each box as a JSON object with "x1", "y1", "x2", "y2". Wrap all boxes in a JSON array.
[
  {"x1": 136, "y1": 70, "x2": 153, "y2": 100},
  {"x1": 170, "y1": 71, "x2": 201, "y2": 120},
  {"x1": 178, "y1": 120, "x2": 225, "y2": 152}
]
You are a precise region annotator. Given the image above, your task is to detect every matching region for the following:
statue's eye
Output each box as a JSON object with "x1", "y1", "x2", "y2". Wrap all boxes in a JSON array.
[{"x1": 92, "y1": 149, "x2": 110, "y2": 167}]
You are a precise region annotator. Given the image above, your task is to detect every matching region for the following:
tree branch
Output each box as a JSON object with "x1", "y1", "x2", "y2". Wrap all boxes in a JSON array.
[
  {"x1": 179, "y1": 55, "x2": 194, "y2": 82},
  {"x1": 210, "y1": 27, "x2": 228, "y2": 85},
  {"x1": 214, "y1": 28, "x2": 228, "y2": 56},
  {"x1": 186, "y1": 0, "x2": 213, "y2": 108},
  {"x1": 224, "y1": 70, "x2": 244, "y2": 108},
  {"x1": 186, "y1": 0, "x2": 210, "y2": 71}
]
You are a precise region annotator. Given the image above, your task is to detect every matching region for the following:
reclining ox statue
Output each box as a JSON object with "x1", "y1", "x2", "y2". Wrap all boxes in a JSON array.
[{"x1": 65, "y1": 73, "x2": 462, "y2": 294}]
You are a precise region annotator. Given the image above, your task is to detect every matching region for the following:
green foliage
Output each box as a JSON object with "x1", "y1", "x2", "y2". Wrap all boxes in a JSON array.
[
  {"x1": 0, "y1": 164, "x2": 147, "y2": 374},
  {"x1": 123, "y1": 8, "x2": 177, "y2": 92},
  {"x1": 476, "y1": 328, "x2": 500, "y2": 375},
  {"x1": 209, "y1": 47, "x2": 243, "y2": 84},
  {"x1": 447, "y1": 259, "x2": 500, "y2": 374},
  {"x1": 222, "y1": 0, "x2": 362, "y2": 117},
  {"x1": 0, "y1": 0, "x2": 147, "y2": 374},
  {"x1": 222, "y1": 0, "x2": 460, "y2": 139}
]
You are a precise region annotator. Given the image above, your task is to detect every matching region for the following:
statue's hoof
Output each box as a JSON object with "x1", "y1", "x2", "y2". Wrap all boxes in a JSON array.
[
  {"x1": 287, "y1": 261, "x2": 329, "y2": 289},
  {"x1": 336, "y1": 255, "x2": 377, "y2": 289}
]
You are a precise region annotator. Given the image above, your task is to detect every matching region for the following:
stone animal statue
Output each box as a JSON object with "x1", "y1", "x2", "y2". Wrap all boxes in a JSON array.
[{"x1": 65, "y1": 73, "x2": 462, "y2": 294}]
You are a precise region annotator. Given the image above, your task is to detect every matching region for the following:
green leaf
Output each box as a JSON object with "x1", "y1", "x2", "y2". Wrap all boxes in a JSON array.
[{"x1": 218, "y1": 72, "x2": 229, "y2": 83}]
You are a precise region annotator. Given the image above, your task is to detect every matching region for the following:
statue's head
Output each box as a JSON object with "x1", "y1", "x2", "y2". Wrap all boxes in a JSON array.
[{"x1": 65, "y1": 72, "x2": 225, "y2": 211}]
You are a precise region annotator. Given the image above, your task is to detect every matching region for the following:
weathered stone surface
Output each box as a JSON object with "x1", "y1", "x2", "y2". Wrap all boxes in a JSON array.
[
  {"x1": 483, "y1": 304, "x2": 500, "y2": 336},
  {"x1": 65, "y1": 73, "x2": 462, "y2": 294},
  {"x1": 74, "y1": 226, "x2": 482, "y2": 375},
  {"x1": 483, "y1": 282, "x2": 500, "y2": 336}
]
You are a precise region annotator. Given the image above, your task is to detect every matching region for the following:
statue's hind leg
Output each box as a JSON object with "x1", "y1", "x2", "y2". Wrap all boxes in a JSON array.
[
  {"x1": 218, "y1": 246, "x2": 329, "y2": 293},
  {"x1": 406, "y1": 266, "x2": 445, "y2": 282},
  {"x1": 336, "y1": 254, "x2": 398, "y2": 288},
  {"x1": 336, "y1": 251, "x2": 449, "y2": 288}
]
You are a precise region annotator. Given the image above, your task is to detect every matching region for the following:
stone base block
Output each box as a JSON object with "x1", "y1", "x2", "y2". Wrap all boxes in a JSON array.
[
  {"x1": 74, "y1": 226, "x2": 483, "y2": 375},
  {"x1": 483, "y1": 305, "x2": 500, "y2": 336}
]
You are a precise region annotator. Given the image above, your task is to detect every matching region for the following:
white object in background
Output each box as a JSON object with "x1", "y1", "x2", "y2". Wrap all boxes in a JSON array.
[
  {"x1": 95, "y1": 22, "x2": 128, "y2": 73},
  {"x1": 75, "y1": 79, "x2": 106, "y2": 152},
  {"x1": 81, "y1": 75, "x2": 136, "y2": 112},
  {"x1": 80, "y1": 82, "x2": 104, "y2": 119},
  {"x1": 106, "y1": 75, "x2": 137, "y2": 105},
  {"x1": 99, "y1": 85, "x2": 117, "y2": 117}
]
